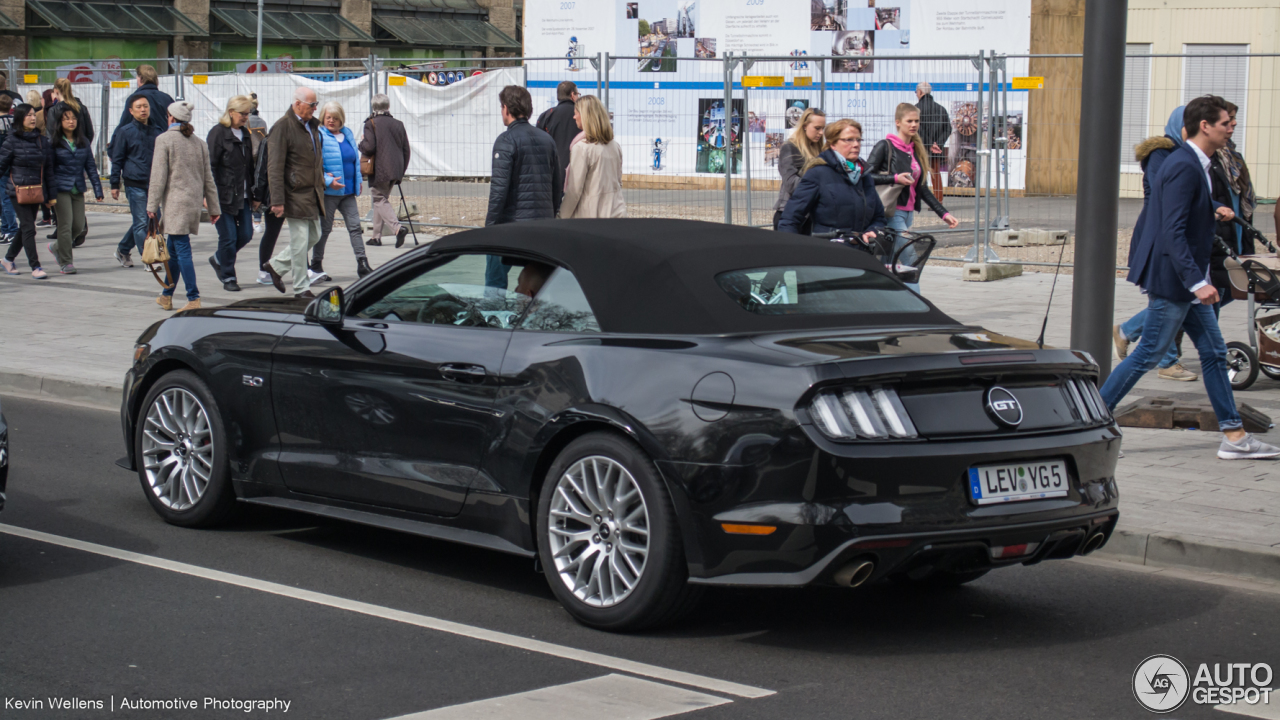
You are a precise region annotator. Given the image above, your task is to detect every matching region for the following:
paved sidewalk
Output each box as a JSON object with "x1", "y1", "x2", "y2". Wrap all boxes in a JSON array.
[{"x1": 1, "y1": 212, "x2": 1277, "y2": 582}]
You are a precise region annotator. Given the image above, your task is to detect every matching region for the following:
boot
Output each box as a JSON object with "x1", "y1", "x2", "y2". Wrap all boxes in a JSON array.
[
  {"x1": 357, "y1": 256, "x2": 373, "y2": 278},
  {"x1": 156, "y1": 295, "x2": 173, "y2": 311},
  {"x1": 178, "y1": 299, "x2": 202, "y2": 313}
]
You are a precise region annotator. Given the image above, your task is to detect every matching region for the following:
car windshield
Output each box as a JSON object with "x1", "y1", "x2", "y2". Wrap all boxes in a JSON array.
[{"x1": 715, "y1": 266, "x2": 930, "y2": 316}]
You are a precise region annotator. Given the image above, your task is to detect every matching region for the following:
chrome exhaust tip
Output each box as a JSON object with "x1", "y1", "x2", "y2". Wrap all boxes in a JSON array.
[
  {"x1": 1081, "y1": 532, "x2": 1106, "y2": 555},
  {"x1": 833, "y1": 559, "x2": 876, "y2": 588}
]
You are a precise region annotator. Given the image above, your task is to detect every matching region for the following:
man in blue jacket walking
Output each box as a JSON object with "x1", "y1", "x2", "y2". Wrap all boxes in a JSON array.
[
  {"x1": 1100, "y1": 95, "x2": 1278, "y2": 460},
  {"x1": 110, "y1": 95, "x2": 162, "y2": 267}
]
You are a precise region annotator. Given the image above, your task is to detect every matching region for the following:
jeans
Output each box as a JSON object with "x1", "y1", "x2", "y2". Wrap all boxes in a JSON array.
[
  {"x1": 1099, "y1": 296, "x2": 1242, "y2": 431},
  {"x1": 1119, "y1": 308, "x2": 1179, "y2": 369},
  {"x1": 313, "y1": 194, "x2": 366, "y2": 264},
  {"x1": 5, "y1": 201, "x2": 41, "y2": 270},
  {"x1": 271, "y1": 216, "x2": 321, "y2": 293},
  {"x1": 485, "y1": 254, "x2": 510, "y2": 290},
  {"x1": 116, "y1": 186, "x2": 150, "y2": 257},
  {"x1": 214, "y1": 205, "x2": 254, "y2": 281},
  {"x1": 51, "y1": 192, "x2": 87, "y2": 267},
  {"x1": 0, "y1": 188, "x2": 17, "y2": 236},
  {"x1": 887, "y1": 210, "x2": 920, "y2": 293},
  {"x1": 161, "y1": 234, "x2": 199, "y2": 301}
]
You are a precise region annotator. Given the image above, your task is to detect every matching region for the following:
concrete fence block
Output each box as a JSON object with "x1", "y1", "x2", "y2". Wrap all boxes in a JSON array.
[
  {"x1": 992, "y1": 230, "x2": 1028, "y2": 247},
  {"x1": 1029, "y1": 230, "x2": 1070, "y2": 246},
  {"x1": 963, "y1": 263, "x2": 1023, "y2": 282}
]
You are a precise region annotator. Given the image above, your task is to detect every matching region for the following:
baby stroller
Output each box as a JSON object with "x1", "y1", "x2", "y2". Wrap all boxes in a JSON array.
[
  {"x1": 814, "y1": 227, "x2": 938, "y2": 286},
  {"x1": 1223, "y1": 217, "x2": 1280, "y2": 390}
]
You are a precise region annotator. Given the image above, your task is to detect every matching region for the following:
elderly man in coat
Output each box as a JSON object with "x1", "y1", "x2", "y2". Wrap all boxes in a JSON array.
[{"x1": 263, "y1": 86, "x2": 326, "y2": 298}]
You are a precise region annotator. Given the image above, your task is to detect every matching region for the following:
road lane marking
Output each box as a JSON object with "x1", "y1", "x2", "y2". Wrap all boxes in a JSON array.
[
  {"x1": 1216, "y1": 698, "x2": 1280, "y2": 719},
  {"x1": 384, "y1": 674, "x2": 730, "y2": 719},
  {"x1": 0, "y1": 524, "x2": 773, "y2": 700}
]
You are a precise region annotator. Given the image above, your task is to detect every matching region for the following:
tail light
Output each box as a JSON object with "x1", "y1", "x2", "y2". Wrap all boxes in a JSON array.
[
  {"x1": 809, "y1": 387, "x2": 918, "y2": 440},
  {"x1": 1064, "y1": 377, "x2": 1112, "y2": 424}
]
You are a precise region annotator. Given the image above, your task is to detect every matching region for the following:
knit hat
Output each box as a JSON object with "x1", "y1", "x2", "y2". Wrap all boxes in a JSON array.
[{"x1": 168, "y1": 100, "x2": 194, "y2": 122}]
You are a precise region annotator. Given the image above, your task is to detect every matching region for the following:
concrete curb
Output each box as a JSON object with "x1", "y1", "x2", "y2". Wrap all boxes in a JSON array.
[
  {"x1": 1095, "y1": 527, "x2": 1280, "y2": 584},
  {"x1": 0, "y1": 371, "x2": 119, "y2": 412}
]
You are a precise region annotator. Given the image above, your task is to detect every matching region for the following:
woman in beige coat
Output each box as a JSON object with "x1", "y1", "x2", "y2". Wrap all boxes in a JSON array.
[
  {"x1": 147, "y1": 100, "x2": 220, "y2": 312},
  {"x1": 560, "y1": 95, "x2": 625, "y2": 219}
]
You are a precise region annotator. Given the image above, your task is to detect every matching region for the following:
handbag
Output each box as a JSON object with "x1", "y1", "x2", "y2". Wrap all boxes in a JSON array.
[
  {"x1": 140, "y1": 218, "x2": 174, "y2": 289},
  {"x1": 360, "y1": 117, "x2": 375, "y2": 177},
  {"x1": 13, "y1": 167, "x2": 44, "y2": 205},
  {"x1": 876, "y1": 183, "x2": 904, "y2": 219}
]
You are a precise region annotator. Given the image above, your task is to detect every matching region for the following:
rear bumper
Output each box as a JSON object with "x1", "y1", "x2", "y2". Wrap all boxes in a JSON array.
[{"x1": 688, "y1": 509, "x2": 1118, "y2": 586}]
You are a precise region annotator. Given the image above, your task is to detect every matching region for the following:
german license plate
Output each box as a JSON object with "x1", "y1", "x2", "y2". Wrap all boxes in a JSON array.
[{"x1": 968, "y1": 460, "x2": 1069, "y2": 505}]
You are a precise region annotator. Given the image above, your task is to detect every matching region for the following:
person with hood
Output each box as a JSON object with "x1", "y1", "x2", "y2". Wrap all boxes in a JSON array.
[
  {"x1": 206, "y1": 94, "x2": 256, "y2": 292},
  {"x1": 118, "y1": 64, "x2": 174, "y2": 135},
  {"x1": 311, "y1": 101, "x2": 371, "y2": 279},
  {"x1": 46, "y1": 104, "x2": 103, "y2": 273},
  {"x1": 147, "y1": 100, "x2": 220, "y2": 312},
  {"x1": 1210, "y1": 101, "x2": 1256, "y2": 299},
  {"x1": 772, "y1": 107, "x2": 825, "y2": 231},
  {"x1": 0, "y1": 104, "x2": 54, "y2": 279},
  {"x1": 1113, "y1": 106, "x2": 1195, "y2": 381},
  {"x1": 778, "y1": 118, "x2": 885, "y2": 239}
]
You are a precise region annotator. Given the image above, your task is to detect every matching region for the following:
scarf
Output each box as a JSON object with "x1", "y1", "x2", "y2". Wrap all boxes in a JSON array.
[
  {"x1": 843, "y1": 158, "x2": 862, "y2": 184},
  {"x1": 1216, "y1": 139, "x2": 1255, "y2": 222}
]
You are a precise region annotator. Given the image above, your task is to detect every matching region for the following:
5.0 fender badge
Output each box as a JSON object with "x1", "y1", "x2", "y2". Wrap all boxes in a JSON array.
[{"x1": 985, "y1": 386, "x2": 1023, "y2": 427}]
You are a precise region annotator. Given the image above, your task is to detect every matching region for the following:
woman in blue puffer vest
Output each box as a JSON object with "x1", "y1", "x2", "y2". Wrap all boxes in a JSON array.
[
  {"x1": 310, "y1": 101, "x2": 370, "y2": 280},
  {"x1": 48, "y1": 104, "x2": 103, "y2": 274}
]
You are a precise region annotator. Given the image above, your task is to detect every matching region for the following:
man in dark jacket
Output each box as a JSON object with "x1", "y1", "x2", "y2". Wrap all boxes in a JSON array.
[
  {"x1": 914, "y1": 82, "x2": 949, "y2": 199},
  {"x1": 263, "y1": 86, "x2": 326, "y2": 298},
  {"x1": 110, "y1": 95, "x2": 162, "y2": 267},
  {"x1": 485, "y1": 85, "x2": 561, "y2": 289},
  {"x1": 1100, "y1": 95, "x2": 1278, "y2": 461},
  {"x1": 357, "y1": 93, "x2": 412, "y2": 247},
  {"x1": 118, "y1": 65, "x2": 174, "y2": 136},
  {"x1": 535, "y1": 80, "x2": 579, "y2": 183}
]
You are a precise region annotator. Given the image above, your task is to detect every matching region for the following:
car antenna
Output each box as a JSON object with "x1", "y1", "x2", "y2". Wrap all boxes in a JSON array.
[{"x1": 1036, "y1": 235, "x2": 1070, "y2": 349}]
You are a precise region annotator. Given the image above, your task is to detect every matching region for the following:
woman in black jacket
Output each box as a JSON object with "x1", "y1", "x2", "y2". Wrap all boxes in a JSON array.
[
  {"x1": 771, "y1": 107, "x2": 825, "y2": 230},
  {"x1": 0, "y1": 104, "x2": 54, "y2": 279},
  {"x1": 207, "y1": 95, "x2": 256, "y2": 292},
  {"x1": 866, "y1": 103, "x2": 958, "y2": 290},
  {"x1": 251, "y1": 130, "x2": 286, "y2": 288},
  {"x1": 44, "y1": 78, "x2": 94, "y2": 144},
  {"x1": 778, "y1": 118, "x2": 885, "y2": 239},
  {"x1": 48, "y1": 106, "x2": 103, "y2": 273}
]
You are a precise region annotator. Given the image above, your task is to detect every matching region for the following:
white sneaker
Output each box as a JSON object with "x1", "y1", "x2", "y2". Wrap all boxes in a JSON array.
[
  {"x1": 308, "y1": 268, "x2": 330, "y2": 283},
  {"x1": 1218, "y1": 433, "x2": 1280, "y2": 460},
  {"x1": 256, "y1": 270, "x2": 273, "y2": 285},
  {"x1": 253, "y1": 222, "x2": 263, "y2": 235}
]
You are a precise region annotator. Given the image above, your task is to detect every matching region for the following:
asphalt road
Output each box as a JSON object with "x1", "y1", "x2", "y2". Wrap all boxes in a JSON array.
[{"x1": 2, "y1": 393, "x2": 1278, "y2": 719}]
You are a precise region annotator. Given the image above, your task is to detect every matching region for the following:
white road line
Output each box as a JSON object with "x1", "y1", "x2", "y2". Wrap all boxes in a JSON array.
[
  {"x1": 0, "y1": 524, "x2": 773, "y2": 700},
  {"x1": 384, "y1": 674, "x2": 731, "y2": 720},
  {"x1": 1216, "y1": 698, "x2": 1280, "y2": 719}
]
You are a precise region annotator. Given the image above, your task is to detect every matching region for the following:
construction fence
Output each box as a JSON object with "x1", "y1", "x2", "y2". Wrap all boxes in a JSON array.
[{"x1": 9, "y1": 50, "x2": 1277, "y2": 267}]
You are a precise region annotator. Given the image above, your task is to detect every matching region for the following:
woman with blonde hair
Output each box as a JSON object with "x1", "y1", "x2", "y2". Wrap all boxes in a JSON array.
[
  {"x1": 772, "y1": 107, "x2": 825, "y2": 229},
  {"x1": 45, "y1": 77, "x2": 94, "y2": 143},
  {"x1": 206, "y1": 94, "x2": 256, "y2": 291},
  {"x1": 866, "y1": 102, "x2": 959, "y2": 290},
  {"x1": 560, "y1": 94, "x2": 625, "y2": 219},
  {"x1": 312, "y1": 100, "x2": 370, "y2": 279}
]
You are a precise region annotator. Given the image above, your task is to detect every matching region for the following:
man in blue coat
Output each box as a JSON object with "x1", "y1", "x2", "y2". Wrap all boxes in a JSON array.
[
  {"x1": 109, "y1": 95, "x2": 162, "y2": 267},
  {"x1": 1100, "y1": 95, "x2": 1278, "y2": 460}
]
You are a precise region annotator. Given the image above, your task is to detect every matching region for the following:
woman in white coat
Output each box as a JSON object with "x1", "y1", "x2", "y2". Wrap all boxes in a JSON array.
[{"x1": 559, "y1": 95, "x2": 625, "y2": 219}]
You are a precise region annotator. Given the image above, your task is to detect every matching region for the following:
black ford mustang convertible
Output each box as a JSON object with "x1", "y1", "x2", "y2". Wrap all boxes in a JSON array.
[{"x1": 120, "y1": 219, "x2": 1120, "y2": 630}]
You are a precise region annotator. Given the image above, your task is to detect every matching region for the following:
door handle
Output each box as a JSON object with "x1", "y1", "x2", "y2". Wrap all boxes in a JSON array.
[{"x1": 439, "y1": 363, "x2": 488, "y2": 382}]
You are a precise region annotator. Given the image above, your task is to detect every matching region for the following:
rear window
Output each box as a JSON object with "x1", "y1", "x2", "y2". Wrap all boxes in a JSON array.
[{"x1": 715, "y1": 266, "x2": 930, "y2": 315}]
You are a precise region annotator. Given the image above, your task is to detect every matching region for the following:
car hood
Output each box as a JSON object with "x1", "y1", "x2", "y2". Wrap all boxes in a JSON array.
[{"x1": 178, "y1": 296, "x2": 312, "y2": 321}]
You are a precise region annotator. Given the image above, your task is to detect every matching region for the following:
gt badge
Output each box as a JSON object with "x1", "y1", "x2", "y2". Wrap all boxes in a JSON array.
[{"x1": 985, "y1": 386, "x2": 1023, "y2": 427}]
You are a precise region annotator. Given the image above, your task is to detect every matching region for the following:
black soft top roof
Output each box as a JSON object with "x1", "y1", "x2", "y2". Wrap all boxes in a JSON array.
[{"x1": 428, "y1": 219, "x2": 960, "y2": 335}]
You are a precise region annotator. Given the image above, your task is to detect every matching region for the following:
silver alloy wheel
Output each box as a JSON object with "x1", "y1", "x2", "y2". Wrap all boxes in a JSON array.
[
  {"x1": 1226, "y1": 346, "x2": 1250, "y2": 384},
  {"x1": 548, "y1": 456, "x2": 650, "y2": 608},
  {"x1": 141, "y1": 387, "x2": 215, "y2": 511}
]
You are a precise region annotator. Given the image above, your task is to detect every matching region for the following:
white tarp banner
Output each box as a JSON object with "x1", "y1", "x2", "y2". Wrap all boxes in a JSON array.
[{"x1": 386, "y1": 67, "x2": 522, "y2": 177}]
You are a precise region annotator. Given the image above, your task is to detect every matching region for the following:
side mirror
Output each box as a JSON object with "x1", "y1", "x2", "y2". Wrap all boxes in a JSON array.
[{"x1": 305, "y1": 286, "x2": 344, "y2": 325}]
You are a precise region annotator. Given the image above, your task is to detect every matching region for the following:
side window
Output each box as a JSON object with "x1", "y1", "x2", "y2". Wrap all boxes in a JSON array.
[
  {"x1": 355, "y1": 253, "x2": 528, "y2": 329},
  {"x1": 516, "y1": 268, "x2": 601, "y2": 334}
]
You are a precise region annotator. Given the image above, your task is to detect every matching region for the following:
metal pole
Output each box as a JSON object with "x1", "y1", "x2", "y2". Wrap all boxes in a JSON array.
[
  {"x1": 984, "y1": 49, "x2": 995, "y2": 256},
  {"x1": 743, "y1": 84, "x2": 752, "y2": 226},
  {"x1": 175, "y1": 54, "x2": 184, "y2": 100},
  {"x1": 98, "y1": 82, "x2": 109, "y2": 170},
  {"x1": 1071, "y1": 0, "x2": 1128, "y2": 382},
  {"x1": 256, "y1": 0, "x2": 264, "y2": 60},
  {"x1": 603, "y1": 52, "x2": 610, "y2": 112},
  {"x1": 999, "y1": 57, "x2": 1010, "y2": 226},
  {"x1": 966, "y1": 51, "x2": 984, "y2": 262},
  {"x1": 818, "y1": 58, "x2": 826, "y2": 111},
  {"x1": 723, "y1": 52, "x2": 733, "y2": 224},
  {"x1": 595, "y1": 52, "x2": 602, "y2": 95}
]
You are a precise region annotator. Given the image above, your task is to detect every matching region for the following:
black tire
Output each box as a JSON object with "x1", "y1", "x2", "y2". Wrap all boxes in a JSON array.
[
  {"x1": 1226, "y1": 342, "x2": 1259, "y2": 391},
  {"x1": 1261, "y1": 363, "x2": 1280, "y2": 381},
  {"x1": 135, "y1": 369, "x2": 238, "y2": 528},
  {"x1": 891, "y1": 569, "x2": 989, "y2": 587},
  {"x1": 536, "y1": 432, "x2": 701, "y2": 631}
]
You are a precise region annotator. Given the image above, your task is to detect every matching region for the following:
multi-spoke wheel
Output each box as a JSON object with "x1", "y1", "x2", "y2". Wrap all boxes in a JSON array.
[
  {"x1": 1226, "y1": 341, "x2": 1258, "y2": 391},
  {"x1": 135, "y1": 370, "x2": 237, "y2": 527},
  {"x1": 537, "y1": 433, "x2": 701, "y2": 631}
]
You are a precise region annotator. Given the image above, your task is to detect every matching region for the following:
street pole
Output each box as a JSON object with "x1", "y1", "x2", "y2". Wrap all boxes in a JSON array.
[
  {"x1": 1070, "y1": 0, "x2": 1128, "y2": 382},
  {"x1": 256, "y1": 0, "x2": 264, "y2": 60}
]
